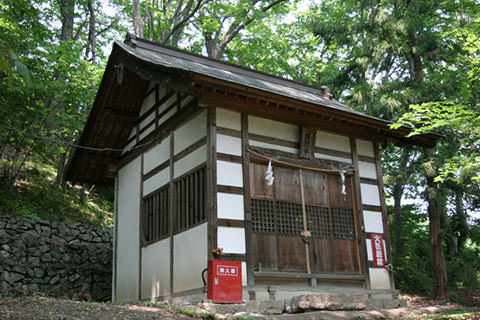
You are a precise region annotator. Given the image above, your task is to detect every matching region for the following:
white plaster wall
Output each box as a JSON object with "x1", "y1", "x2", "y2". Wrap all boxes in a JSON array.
[
  {"x1": 217, "y1": 192, "x2": 244, "y2": 220},
  {"x1": 216, "y1": 134, "x2": 242, "y2": 156},
  {"x1": 141, "y1": 238, "x2": 171, "y2": 299},
  {"x1": 143, "y1": 167, "x2": 170, "y2": 196},
  {"x1": 174, "y1": 144, "x2": 207, "y2": 179},
  {"x1": 216, "y1": 108, "x2": 241, "y2": 130},
  {"x1": 116, "y1": 156, "x2": 141, "y2": 301},
  {"x1": 369, "y1": 268, "x2": 391, "y2": 289},
  {"x1": 217, "y1": 226, "x2": 246, "y2": 254},
  {"x1": 140, "y1": 90, "x2": 156, "y2": 116},
  {"x1": 316, "y1": 130, "x2": 351, "y2": 153},
  {"x1": 216, "y1": 160, "x2": 243, "y2": 187},
  {"x1": 158, "y1": 106, "x2": 177, "y2": 127},
  {"x1": 249, "y1": 140, "x2": 298, "y2": 154},
  {"x1": 159, "y1": 94, "x2": 177, "y2": 114},
  {"x1": 314, "y1": 152, "x2": 352, "y2": 164},
  {"x1": 363, "y1": 211, "x2": 384, "y2": 233},
  {"x1": 140, "y1": 112, "x2": 155, "y2": 130},
  {"x1": 241, "y1": 261, "x2": 247, "y2": 286},
  {"x1": 358, "y1": 161, "x2": 377, "y2": 180},
  {"x1": 139, "y1": 124, "x2": 155, "y2": 141},
  {"x1": 361, "y1": 183, "x2": 381, "y2": 206},
  {"x1": 143, "y1": 138, "x2": 170, "y2": 174},
  {"x1": 248, "y1": 116, "x2": 299, "y2": 142},
  {"x1": 173, "y1": 223, "x2": 208, "y2": 293},
  {"x1": 356, "y1": 139, "x2": 375, "y2": 157},
  {"x1": 174, "y1": 111, "x2": 207, "y2": 155},
  {"x1": 180, "y1": 95, "x2": 194, "y2": 108},
  {"x1": 123, "y1": 139, "x2": 136, "y2": 154}
]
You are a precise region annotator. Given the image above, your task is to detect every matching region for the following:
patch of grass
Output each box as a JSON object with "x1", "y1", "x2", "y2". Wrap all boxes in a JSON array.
[
  {"x1": 0, "y1": 159, "x2": 113, "y2": 226},
  {"x1": 420, "y1": 310, "x2": 480, "y2": 320}
]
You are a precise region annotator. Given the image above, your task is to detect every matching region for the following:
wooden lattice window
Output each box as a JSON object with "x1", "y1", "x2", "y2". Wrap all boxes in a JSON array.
[
  {"x1": 306, "y1": 205, "x2": 330, "y2": 238},
  {"x1": 174, "y1": 166, "x2": 207, "y2": 232},
  {"x1": 276, "y1": 200, "x2": 303, "y2": 235},
  {"x1": 251, "y1": 198, "x2": 275, "y2": 233},
  {"x1": 300, "y1": 128, "x2": 316, "y2": 158},
  {"x1": 142, "y1": 186, "x2": 169, "y2": 245},
  {"x1": 331, "y1": 207, "x2": 356, "y2": 240}
]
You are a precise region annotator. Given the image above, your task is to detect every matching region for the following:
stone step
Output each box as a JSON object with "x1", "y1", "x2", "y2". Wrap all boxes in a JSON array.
[{"x1": 198, "y1": 291, "x2": 406, "y2": 316}]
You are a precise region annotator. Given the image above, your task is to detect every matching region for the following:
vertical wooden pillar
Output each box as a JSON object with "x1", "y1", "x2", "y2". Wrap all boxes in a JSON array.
[
  {"x1": 350, "y1": 138, "x2": 369, "y2": 288},
  {"x1": 138, "y1": 154, "x2": 144, "y2": 299},
  {"x1": 112, "y1": 176, "x2": 119, "y2": 303},
  {"x1": 207, "y1": 107, "x2": 217, "y2": 260},
  {"x1": 373, "y1": 142, "x2": 395, "y2": 290},
  {"x1": 169, "y1": 133, "x2": 175, "y2": 302},
  {"x1": 241, "y1": 113, "x2": 255, "y2": 288},
  {"x1": 424, "y1": 147, "x2": 448, "y2": 300}
]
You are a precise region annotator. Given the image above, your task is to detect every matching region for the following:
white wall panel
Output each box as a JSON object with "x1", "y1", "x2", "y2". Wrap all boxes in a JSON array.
[
  {"x1": 363, "y1": 210, "x2": 384, "y2": 233},
  {"x1": 316, "y1": 130, "x2": 351, "y2": 153},
  {"x1": 140, "y1": 90, "x2": 156, "y2": 116},
  {"x1": 139, "y1": 124, "x2": 155, "y2": 141},
  {"x1": 140, "y1": 112, "x2": 155, "y2": 130},
  {"x1": 158, "y1": 106, "x2": 177, "y2": 127},
  {"x1": 217, "y1": 192, "x2": 244, "y2": 220},
  {"x1": 369, "y1": 268, "x2": 391, "y2": 289},
  {"x1": 180, "y1": 95, "x2": 194, "y2": 108},
  {"x1": 141, "y1": 238, "x2": 170, "y2": 299},
  {"x1": 249, "y1": 140, "x2": 298, "y2": 154},
  {"x1": 248, "y1": 116, "x2": 299, "y2": 142},
  {"x1": 123, "y1": 140, "x2": 136, "y2": 154},
  {"x1": 143, "y1": 167, "x2": 169, "y2": 196},
  {"x1": 158, "y1": 94, "x2": 177, "y2": 114},
  {"x1": 241, "y1": 261, "x2": 247, "y2": 286},
  {"x1": 174, "y1": 223, "x2": 208, "y2": 293},
  {"x1": 216, "y1": 134, "x2": 242, "y2": 156},
  {"x1": 356, "y1": 139, "x2": 375, "y2": 157},
  {"x1": 174, "y1": 144, "x2": 207, "y2": 179},
  {"x1": 358, "y1": 161, "x2": 378, "y2": 179},
  {"x1": 217, "y1": 227, "x2": 246, "y2": 254},
  {"x1": 314, "y1": 153, "x2": 352, "y2": 164},
  {"x1": 143, "y1": 138, "x2": 170, "y2": 174},
  {"x1": 174, "y1": 111, "x2": 207, "y2": 154},
  {"x1": 216, "y1": 108, "x2": 241, "y2": 131},
  {"x1": 116, "y1": 156, "x2": 141, "y2": 301},
  {"x1": 361, "y1": 183, "x2": 381, "y2": 206},
  {"x1": 216, "y1": 160, "x2": 243, "y2": 187}
]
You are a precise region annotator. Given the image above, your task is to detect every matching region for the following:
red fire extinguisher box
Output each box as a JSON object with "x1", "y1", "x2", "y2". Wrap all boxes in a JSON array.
[{"x1": 207, "y1": 260, "x2": 242, "y2": 303}]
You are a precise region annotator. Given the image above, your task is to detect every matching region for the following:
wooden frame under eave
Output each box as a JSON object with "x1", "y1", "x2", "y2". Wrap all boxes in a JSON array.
[{"x1": 207, "y1": 106, "x2": 218, "y2": 261}]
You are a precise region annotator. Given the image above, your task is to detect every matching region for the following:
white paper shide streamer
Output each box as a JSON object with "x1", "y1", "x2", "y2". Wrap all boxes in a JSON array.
[
  {"x1": 340, "y1": 170, "x2": 347, "y2": 197},
  {"x1": 265, "y1": 160, "x2": 274, "y2": 186}
]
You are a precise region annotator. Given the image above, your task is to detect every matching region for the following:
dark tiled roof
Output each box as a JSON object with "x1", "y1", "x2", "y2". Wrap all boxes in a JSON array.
[{"x1": 119, "y1": 35, "x2": 383, "y2": 123}]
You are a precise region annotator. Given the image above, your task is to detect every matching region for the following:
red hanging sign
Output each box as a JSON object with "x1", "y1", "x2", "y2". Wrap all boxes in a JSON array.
[{"x1": 371, "y1": 233, "x2": 385, "y2": 267}]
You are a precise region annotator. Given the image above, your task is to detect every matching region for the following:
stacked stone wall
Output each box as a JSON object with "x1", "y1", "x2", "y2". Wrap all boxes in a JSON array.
[{"x1": 0, "y1": 215, "x2": 112, "y2": 301}]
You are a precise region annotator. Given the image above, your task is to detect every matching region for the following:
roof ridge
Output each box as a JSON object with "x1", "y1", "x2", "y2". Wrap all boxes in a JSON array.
[{"x1": 123, "y1": 34, "x2": 353, "y2": 108}]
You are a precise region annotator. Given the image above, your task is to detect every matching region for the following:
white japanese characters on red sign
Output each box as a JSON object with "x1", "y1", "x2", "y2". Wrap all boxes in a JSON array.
[
  {"x1": 217, "y1": 265, "x2": 239, "y2": 277},
  {"x1": 371, "y1": 233, "x2": 385, "y2": 267}
]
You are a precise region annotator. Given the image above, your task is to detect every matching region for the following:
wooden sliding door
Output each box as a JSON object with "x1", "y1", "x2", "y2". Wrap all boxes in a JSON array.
[{"x1": 249, "y1": 161, "x2": 361, "y2": 275}]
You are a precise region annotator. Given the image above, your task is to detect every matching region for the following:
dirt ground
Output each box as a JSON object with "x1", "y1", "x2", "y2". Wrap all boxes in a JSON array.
[{"x1": 0, "y1": 294, "x2": 478, "y2": 320}]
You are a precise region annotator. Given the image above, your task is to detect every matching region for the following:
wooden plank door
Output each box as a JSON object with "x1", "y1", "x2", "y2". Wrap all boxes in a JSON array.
[{"x1": 249, "y1": 161, "x2": 362, "y2": 275}]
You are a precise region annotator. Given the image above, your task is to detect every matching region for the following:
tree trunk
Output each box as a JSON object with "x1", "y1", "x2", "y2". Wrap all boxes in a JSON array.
[
  {"x1": 455, "y1": 190, "x2": 468, "y2": 250},
  {"x1": 59, "y1": 0, "x2": 75, "y2": 42},
  {"x1": 132, "y1": 0, "x2": 144, "y2": 37},
  {"x1": 87, "y1": 0, "x2": 96, "y2": 64},
  {"x1": 392, "y1": 147, "x2": 411, "y2": 260},
  {"x1": 53, "y1": 152, "x2": 67, "y2": 189},
  {"x1": 424, "y1": 147, "x2": 448, "y2": 301}
]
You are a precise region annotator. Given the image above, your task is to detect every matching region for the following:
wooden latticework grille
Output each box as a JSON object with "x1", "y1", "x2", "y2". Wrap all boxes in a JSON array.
[
  {"x1": 142, "y1": 186, "x2": 169, "y2": 245},
  {"x1": 306, "y1": 205, "x2": 330, "y2": 238},
  {"x1": 251, "y1": 198, "x2": 275, "y2": 233},
  {"x1": 331, "y1": 207, "x2": 356, "y2": 240},
  {"x1": 174, "y1": 166, "x2": 207, "y2": 233},
  {"x1": 276, "y1": 200, "x2": 303, "y2": 235}
]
